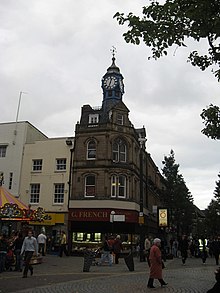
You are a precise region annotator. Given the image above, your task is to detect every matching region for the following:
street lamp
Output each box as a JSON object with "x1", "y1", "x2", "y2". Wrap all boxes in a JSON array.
[
  {"x1": 138, "y1": 137, "x2": 147, "y2": 262},
  {"x1": 110, "y1": 210, "x2": 115, "y2": 235},
  {"x1": 66, "y1": 138, "x2": 74, "y2": 255}
]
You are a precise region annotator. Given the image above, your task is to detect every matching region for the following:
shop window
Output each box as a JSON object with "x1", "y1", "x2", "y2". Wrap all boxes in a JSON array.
[
  {"x1": 0, "y1": 145, "x2": 7, "y2": 157},
  {"x1": 111, "y1": 175, "x2": 127, "y2": 198},
  {"x1": 30, "y1": 184, "x2": 40, "y2": 204},
  {"x1": 56, "y1": 158, "x2": 66, "y2": 171},
  {"x1": 54, "y1": 183, "x2": 64, "y2": 204},
  {"x1": 85, "y1": 175, "x2": 95, "y2": 197},
  {"x1": 112, "y1": 138, "x2": 127, "y2": 162},
  {"x1": 73, "y1": 232, "x2": 101, "y2": 242},
  {"x1": 32, "y1": 159, "x2": 42, "y2": 171},
  {"x1": 87, "y1": 140, "x2": 96, "y2": 160}
]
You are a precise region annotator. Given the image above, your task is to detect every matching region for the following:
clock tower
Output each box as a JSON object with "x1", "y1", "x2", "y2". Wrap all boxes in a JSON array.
[{"x1": 101, "y1": 49, "x2": 124, "y2": 111}]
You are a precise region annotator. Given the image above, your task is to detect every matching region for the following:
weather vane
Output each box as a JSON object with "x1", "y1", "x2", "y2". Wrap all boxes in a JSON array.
[{"x1": 110, "y1": 46, "x2": 117, "y2": 58}]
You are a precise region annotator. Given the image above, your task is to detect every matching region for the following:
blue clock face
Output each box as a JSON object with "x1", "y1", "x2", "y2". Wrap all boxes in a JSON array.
[{"x1": 103, "y1": 76, "x2": 117, "y2": 89}]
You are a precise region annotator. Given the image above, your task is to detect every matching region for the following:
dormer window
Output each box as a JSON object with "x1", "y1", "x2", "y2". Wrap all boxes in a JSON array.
[
  {"x1": 89, "y1": 114, "x2": 99, "y2": 124},
  {"x1": 116, "y1": 114, "x2": 124, "y2": 125}
]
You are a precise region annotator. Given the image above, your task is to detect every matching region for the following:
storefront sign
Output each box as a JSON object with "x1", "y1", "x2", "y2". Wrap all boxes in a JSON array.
[
  {"x1": 29, "y1": 213, "x2": 65, "y2": 226},
  {"x1": 69, "y1": 208, "x2": 138, "y2": 223}
]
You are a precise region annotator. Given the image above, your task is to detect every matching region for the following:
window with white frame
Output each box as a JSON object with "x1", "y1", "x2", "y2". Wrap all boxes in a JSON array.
[
  {"x1": 111, "y1": 175, "x2": 127, "y2": 198},
  {"x1": 87, "y1": 140, "x2": 96, "y2": 160},
  {"x1": 30, "y1": 184, "x2": 40, "y2": 204},
  {"x1": 56, "y1": 158, "x2": 66, "y2": 171},
  {"x1": 112, "y1": 138, "x2": 126, "y2": 162},
  {"x1": 54, "y1": 183, "x2": 64, "y2": 204},
  {"x1": 32, "y1": 159, "x2": 42, "y2": 171},
  {"x1": 85, "y1": 175, "x2": 95, "y2": 197},
  {"x1": 116, "y1": 113, "x2": 124, "y2": 125},
  {"x1": 89, "y1": 114, "x2": 99, "y2": 124},
  {"x1": 0, "y1": 145, "x2": 7, "y2": 157}
]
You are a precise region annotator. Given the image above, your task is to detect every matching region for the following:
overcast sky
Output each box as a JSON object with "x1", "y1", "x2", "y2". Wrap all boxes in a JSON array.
[{"x1": 1, "y1": 0, "x2": 219, "y2": 210}]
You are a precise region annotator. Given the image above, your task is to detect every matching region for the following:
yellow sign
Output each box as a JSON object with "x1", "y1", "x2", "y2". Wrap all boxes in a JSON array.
[
  {"x1": 138, "y1": 216, "x2": 144, "y2": 224},
  {"x1": 158, "y1": 209, "x2": 168, "y2": 227},
  {"x1": 29, "y1": 213, "x2": 65, "y2": 226}
]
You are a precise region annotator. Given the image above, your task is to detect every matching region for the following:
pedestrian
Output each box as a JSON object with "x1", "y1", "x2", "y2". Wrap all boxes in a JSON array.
[
  {"x1": 113, "y1": 235, "x2": 123, "y2": 264},
  {"x1": 20, "y1": 229, "x2": 38, "y2": 278},
  {"x1": 147, "y1": 238, "x2": 168, "y2": 289},
  {"x1": 5, "y1": 244, "x2": 14, "y2": 271},
  {"x1": 0, "y1": 234, "x2": 8, "y2": 273},
  {"x1": 13, "y1": 232, "x2": 24, "y2": 272},
  {"x1": 199, "y1": 236, "x2": 208, "y2": 264},
  {"x1": 98, "y1": 236, "x2": 112, "y2": 266},
  {"x1": 210, "y1": 236, "x2": 220, "y2": 266},
  {"x1": 172, "y1": 238, "x2": 178, "y2": 258},
  {"x1": 144, "y1": 236, "x2": 151, "y2": 266},
  {"x1": 59, "y1": 231, "x2": 68, "y2": 257},
  {"x1": 37, "y1": 231, "x2": 47, "y2": 256},
  {"x1": 207, "y1": 267, "x2": 220, "y2": 293},
  {"x1": 179, "y1": 234, "x2": 189, "y2": 265}
]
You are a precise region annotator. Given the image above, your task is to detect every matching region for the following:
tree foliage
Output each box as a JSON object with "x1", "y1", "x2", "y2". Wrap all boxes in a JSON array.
[
  {"x1": 161, "y1": 150, "x2": 194, "y2": 235},
  {"x1": 203, "y1": 173, "x2": 220, "y2": 235},
  {"x1": 201, "y1": 104, "x2": 220, "y2": 139},
  {"x1": 214, "y1": 172, "x2": 220, "y2": 203},
  {"x1": 114, "y1": 0, "x2": 220, "y2": 80}
]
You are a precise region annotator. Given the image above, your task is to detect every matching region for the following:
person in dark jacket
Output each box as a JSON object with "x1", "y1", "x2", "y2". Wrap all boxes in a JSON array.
[
  {"x1": 113, "y1": 235, "x2": 123, "y2": 264},
  {"x1": 0, "y1": 234, "x2": 8, "y2": 273},
  {"x1": 179, "y1": 235, "x2": 188, "y2": 265},
  {"x1": 13, "y1": 232, "x2": 24, "y2": 271},
  {"x1": 210, "y1": 237, "x2": 220, "y2": 266},
  {"x1": 207, "y1": 267, "x2": 220, "y2": 293}
]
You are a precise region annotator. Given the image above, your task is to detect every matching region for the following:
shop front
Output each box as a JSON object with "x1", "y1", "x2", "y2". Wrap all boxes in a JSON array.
[
  {"x1": 68, "y1": 208, "x2": 142, "y2": 254},
  {"x1": 29, "y1": 212, "x2": 67, "y2": 253}
]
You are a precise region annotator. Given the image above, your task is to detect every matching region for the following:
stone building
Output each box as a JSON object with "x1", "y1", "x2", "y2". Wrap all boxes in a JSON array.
[{"x1": 68, "y1": 55, "x2": 165, "y2": 252}]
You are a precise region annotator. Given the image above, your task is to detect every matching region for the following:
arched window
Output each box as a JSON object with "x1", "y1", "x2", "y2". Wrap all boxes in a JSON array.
[
  {"x1": 87, "y1": 139, "x2": 96, "y2": 160},
  {"x1": 112, "y1": 138, "x2": 127, "y2": 162},
  {"x1": 85, "y1": 175, "x2": 95, "y2": 197},
  {"x1": 111, "y1": 175, "x2": 127, "y2": 198}
]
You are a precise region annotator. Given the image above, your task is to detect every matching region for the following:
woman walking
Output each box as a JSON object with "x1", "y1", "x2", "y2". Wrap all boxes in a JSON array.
[{"x1": 147, "y1": 238, "x2": 168, "y2": 289}]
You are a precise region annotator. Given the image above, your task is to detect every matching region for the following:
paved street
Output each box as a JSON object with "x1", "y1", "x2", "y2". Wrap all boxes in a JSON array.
[{"x1": 0, "y1": 254, "x2": 218, "y2": 293}]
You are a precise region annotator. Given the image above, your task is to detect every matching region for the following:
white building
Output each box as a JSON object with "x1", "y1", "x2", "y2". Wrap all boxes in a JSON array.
[
  {"x1": 19, "y1": 137, "x2": 73, "y2": 236},
  {"x1": 0, "y1": 121, "x2": 73, "y2": 240},
  {"x1": 0, "y1": 121, "x2": 47, "y2": 197}
]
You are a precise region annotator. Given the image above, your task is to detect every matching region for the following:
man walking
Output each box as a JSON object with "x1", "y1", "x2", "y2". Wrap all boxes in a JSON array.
[
  {"x1": 59, "y1": 231, "x2": 68, "y2": 257},
  {"x1": 37, "y1": 231, "x2": 47, "y2": 256},
  {"x1": 20, "y1": 230, "x2": 38, "y2": 278},
  {"x1": 199, "y1": 236, "x2": 208, "y2": 264}
]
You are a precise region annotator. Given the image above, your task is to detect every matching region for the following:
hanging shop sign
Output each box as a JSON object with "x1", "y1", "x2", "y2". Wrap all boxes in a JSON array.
[{"x1": 158, "y1": 208, "x2": 168, "y2": 227}]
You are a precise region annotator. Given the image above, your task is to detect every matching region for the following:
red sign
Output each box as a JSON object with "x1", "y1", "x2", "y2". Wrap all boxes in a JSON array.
[{"x1": 69, "y1": 208, "x2": 138, "y2": 223}]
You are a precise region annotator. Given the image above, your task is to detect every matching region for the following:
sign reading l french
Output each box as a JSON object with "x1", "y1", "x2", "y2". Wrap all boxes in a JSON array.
[{"x1": 158, "y1": 208, "x2": 168, "y2": 227}]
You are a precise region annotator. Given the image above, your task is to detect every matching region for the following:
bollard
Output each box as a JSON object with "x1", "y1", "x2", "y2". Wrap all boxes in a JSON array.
[
  {"x1": 124, "y1": 252, "x2": 134, "y2": 271},
  {"x1": 83, "y1": 250, "x2": 94, "y2": 272}
]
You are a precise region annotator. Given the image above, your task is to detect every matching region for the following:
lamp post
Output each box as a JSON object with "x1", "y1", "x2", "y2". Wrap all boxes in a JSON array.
[
  {"x1": 110, "y1": 210, "x2": 115, "y2": 235},
  {"x1": 66, "y1": 138, "x2": 74, "y2": 255},
  {"x1": 138, "y1": 137, "x2": 147, "y2": 262}
]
